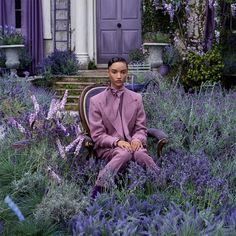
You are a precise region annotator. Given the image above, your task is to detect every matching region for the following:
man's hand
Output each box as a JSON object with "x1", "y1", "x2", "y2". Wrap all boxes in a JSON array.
[
  {"x1": 131, "y1": 139, "x2": 143, "y2": 151},
  {"x1": 117, "y1": 140, "x2": 133, "y2": 152}
]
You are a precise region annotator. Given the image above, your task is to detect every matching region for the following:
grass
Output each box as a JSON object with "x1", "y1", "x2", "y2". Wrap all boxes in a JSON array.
[{"x1": 0, "y1": 74, "x2": 236, "y2": 235}]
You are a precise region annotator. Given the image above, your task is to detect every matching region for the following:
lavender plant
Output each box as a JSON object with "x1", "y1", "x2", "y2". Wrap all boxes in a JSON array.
[{"x1": 1, "y1": 72, "x2": 236, "y2": 235}]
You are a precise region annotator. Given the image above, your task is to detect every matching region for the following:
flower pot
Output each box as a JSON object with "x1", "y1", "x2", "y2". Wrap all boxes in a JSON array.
[
  {"x1": 0, "y1": 44, "x2": 24, "y2": 69},
  {"x1": 159, "y1": 64, "x2": 170, "y2": 76},
  {"x1": 143, "y1": 42, "x2": 169, "y2": 70}
]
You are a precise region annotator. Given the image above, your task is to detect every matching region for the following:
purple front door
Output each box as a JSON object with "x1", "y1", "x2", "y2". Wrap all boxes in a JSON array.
[{"x1": 96, "y1": 0, "x2": 141, "y2": 64}]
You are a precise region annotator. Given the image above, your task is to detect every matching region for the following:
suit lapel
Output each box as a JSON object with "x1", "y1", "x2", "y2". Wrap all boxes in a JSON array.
[{"x1": 122, "y1": 89, "x2": 137, "y2": 139}]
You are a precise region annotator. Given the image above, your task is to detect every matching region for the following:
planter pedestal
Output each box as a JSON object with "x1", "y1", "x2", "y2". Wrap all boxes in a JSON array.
[
  {"x1": 0, "y1": 44, "x2": 24, "y2": 75},
  {"x1": 143, "y1": 42, "x2": 169, "y2": 71}
]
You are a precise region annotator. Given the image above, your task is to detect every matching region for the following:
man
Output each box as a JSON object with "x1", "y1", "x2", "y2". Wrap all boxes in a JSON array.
[{"x1": 89, "y1": 57, "x2": 160, "y2": 199}]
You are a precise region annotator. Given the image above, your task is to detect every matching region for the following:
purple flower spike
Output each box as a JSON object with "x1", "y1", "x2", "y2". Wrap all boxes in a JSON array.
[
  {"x1": 56, "y1": 138, "x2": 66, "y2": 160},
  {"x1": 8, "y1": 117, "x2": 26, "y2": 134},
  {"x1": 60, "y1": 90, "x2": 68, "y2": 110}
]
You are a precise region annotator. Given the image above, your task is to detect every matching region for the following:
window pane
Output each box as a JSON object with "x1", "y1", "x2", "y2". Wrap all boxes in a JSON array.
[
  {"x1": 15, "y1": 0, "x2": 21, "y2": 28},
  {"x1": 16, "y1": 12, "x2": 21, "y2": 28},
  {"x1": 15, "y1": 0, "x2": 21, "y2": 9}
]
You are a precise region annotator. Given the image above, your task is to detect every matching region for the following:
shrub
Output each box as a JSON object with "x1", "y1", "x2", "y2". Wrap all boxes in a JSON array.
[
  {"x1": 162, "y1": 44, "x2": 181, "y2": 67},
  {"x1": 128, "y1": 47, "x2": 149, "y2": 64},
  {"x1": 143, "y1": 31, "x2": 170, "y2": 43},
  {"x1": 181, "y1": 46, "x2": 223, "y2": 90},
  {"x1": 41, "y1": 50, "x2": 80, "y2": 76}
]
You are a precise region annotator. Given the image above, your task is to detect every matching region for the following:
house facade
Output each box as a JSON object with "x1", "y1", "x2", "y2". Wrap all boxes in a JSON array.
[
  {"x1": 51, "y1": 0, "x2": 141, "y2": 66},
  {"x1": 44, "y1": 0, "x2": 142, "y2": 68},
  {"x1": 1, "y1": 0, "x2": 235, "y2": 73},
  {"x1": 0, "y1": 0, "x2": 142, "y2": 72}
]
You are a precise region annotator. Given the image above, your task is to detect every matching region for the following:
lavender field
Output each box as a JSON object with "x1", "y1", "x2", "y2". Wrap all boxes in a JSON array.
[{"x1": 0, "y1": 74, "x2": 236, "y2": 235}]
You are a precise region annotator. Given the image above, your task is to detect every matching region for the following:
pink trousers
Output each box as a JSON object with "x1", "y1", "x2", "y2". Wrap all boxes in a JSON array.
[{"x1": 95, "y1": 147, "x2": 160, "y2": 186}]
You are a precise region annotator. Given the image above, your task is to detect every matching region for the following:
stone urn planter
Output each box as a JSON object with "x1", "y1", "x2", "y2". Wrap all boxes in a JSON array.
[
  {"x1": 0, "y1": 44, "x2": 24, "y2": 70},
  {"x1": 143, "y1": 42, "x2": 169, "y2": 71}
]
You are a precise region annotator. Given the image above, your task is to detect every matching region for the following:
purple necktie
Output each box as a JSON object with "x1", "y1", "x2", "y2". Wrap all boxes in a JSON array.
[{"x1": 108, "y1": 87, "x2": 126, "y2": 139}]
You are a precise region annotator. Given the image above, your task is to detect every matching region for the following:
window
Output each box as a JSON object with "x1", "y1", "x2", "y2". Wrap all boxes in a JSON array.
[{"x1": 15, "y1": 0, "x2": 21, "y2": 28}]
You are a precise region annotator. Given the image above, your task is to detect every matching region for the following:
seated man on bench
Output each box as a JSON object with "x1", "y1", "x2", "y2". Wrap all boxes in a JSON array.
[{"x1": 89, "y1": 57, "x2": 161, "y2": 199}]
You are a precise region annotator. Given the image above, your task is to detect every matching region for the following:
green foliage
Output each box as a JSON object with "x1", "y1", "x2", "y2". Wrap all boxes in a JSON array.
[
  {"x1": 0, "y1": 50, "x2": 6, "y2": 67},
  {"x1": 143, "y1": 31, "x2": 170, "y2": 43},
  {"x1": 0, "y1": 26, "x2": 24, "y2": 45},
  {"x1": 88, "y1": 58, "x2": 97, "y2": 70},
  {"x1": 128, "y1": 47, "x2": 148, "y2": 63},
  {"x1": 34, "y1": 181, "x2": 88, "y2": 223},
  {"x1": 220, "y1": 30, "x2": 236, "y2": 74},
  {"x1": 162, "y1": 44, "x2": 181, "y2": 67},
  {"x1": 182, "y1": 47, "x2": 224, "y2": 89},
  {"x1": 18, "y1": 47, "x2": 32, "y2": 70},
  {"x1": 141, "y1": 0, "x2": 172, "y2": 35}
]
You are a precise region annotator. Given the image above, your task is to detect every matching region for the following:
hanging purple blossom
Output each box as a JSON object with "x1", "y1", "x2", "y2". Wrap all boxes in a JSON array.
[{"x1": 163, "y1": 3, "x2": 175, "y2": 22}]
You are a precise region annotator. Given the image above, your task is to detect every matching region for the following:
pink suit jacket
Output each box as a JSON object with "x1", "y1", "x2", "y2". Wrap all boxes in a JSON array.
[{"x1": 89, "y1": 87, "x2": 147, "y2": 157}]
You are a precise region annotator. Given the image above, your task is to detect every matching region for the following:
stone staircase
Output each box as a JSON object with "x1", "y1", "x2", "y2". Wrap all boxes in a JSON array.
[{"x1": 53, "y1": 70, "x2": 109, "y2": 111}]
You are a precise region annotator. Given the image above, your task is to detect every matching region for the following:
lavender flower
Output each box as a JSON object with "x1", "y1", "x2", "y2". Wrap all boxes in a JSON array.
[
  {"x1": 56, "y1": 138, "x2": 66, "y2": 160},
  {"x1": 7, "y1": 117, "x2": 26, "y2": 134},
  {"x1": 65, "y1": 135, "x2": 84, "y2": 153},
  {"x1": 74, "y1": 136, "x2": 85, "y2": 156},
  {"x1": 59, "y1": 89, "x2": 68, "y2": 110},
  {"x1": 46, "y1": 98, "x2": 61, "y2": 120}
]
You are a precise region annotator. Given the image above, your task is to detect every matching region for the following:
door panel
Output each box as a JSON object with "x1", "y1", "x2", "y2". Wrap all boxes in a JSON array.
[
  {"x1": 101, "y1": 31, "x2": 118, "y2": 53},
  {"x1": 97, "y1": 0, "x2": 141, "y2": 64},
  {"x1": 101, "y1": 0, "x2": 117, "y2": 19}
]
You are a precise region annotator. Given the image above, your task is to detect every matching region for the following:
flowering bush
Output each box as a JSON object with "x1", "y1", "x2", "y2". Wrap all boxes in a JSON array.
[
  {"x1": 0, "y1": 25, "x2": 25, "y2": 45},
  {"x1": 41, "y1": 50, "x2": 80, "y2": 76},
  {"x1": 1, "y1": 74, "x2": 236, "y2": 234}
]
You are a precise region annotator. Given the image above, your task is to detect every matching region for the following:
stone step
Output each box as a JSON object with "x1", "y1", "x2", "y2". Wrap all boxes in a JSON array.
[
  {"x1": 55, "y1": 76, "x2": 108, "y2": 82},
  {"x1": 57, "y1": 95, "x2": 79, "y2": 104},
  {"x1": 54, "y1": 81, "x2": 95, "y2": 89},
  {"x1": 65, "y1": 103, "x2": 79, "y2": 111},
  {"x1": 56, "y1": 88, "x2": 83, "y2": 96},
  {"x1": 51, "y1": 71, "x2": 109, "y2": 111}
]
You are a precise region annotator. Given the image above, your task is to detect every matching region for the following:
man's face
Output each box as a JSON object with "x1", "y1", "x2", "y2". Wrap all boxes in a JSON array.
[{"x1": 108, "y1": 62, "x2": 128, "y2": 89}]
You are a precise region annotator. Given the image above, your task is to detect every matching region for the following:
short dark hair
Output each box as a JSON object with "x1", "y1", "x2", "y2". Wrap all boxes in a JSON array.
[{"x1": 108, "y1": 57, "x2": 128, "y2": 69}]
